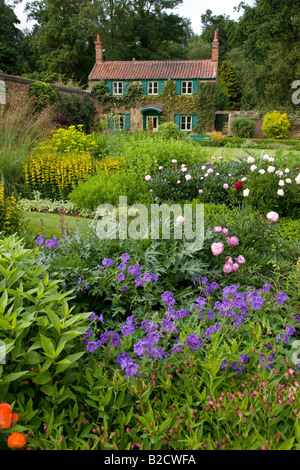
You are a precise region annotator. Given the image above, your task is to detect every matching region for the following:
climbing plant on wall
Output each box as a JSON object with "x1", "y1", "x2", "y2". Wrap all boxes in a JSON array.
[{"x1": 92, "y1": 79, "x2": 217, "y2": 132}]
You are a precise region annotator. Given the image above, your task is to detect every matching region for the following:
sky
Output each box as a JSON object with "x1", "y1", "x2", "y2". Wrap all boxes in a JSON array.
[{"x1": 13, "y1": 0, "x2": 255, "y2": 34}]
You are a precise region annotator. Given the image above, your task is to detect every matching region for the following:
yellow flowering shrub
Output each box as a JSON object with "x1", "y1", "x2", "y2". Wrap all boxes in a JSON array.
[
  {"x1": 23, "y1": 152, "x2": 101, "y2": 199},
  {"x1": 97, "y1": 156, "x2": 126, "y2": 175},
  {"x1": 0, "y1": 185, "x2": 23, "y2": 235},
  {"x1": 34, "y1": 125, "x2": 98, "y2": 155}
]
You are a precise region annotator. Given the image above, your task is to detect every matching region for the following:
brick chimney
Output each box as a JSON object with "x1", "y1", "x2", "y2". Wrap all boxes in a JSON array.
[
  {"x1": 211, "y1": 29, "x2": 219, "y2": 63},
  {"x1": 95, "y1": 34, "x2": 104, "y2": 64}
]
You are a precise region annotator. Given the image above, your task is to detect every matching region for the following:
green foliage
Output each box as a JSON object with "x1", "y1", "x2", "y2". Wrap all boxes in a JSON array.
[
  {"x1": 69, "y1": 170, "x2": 151, "y2": 209},
  {"x1": 262, "y1": 112, "x2": 291, "y2": 139},
  {"x1": 55, "y1": 93, "x2": 95, "y2": 133},
  {"x1": 218, "y1": 61, "x2": 242, "y2": 111},
  {"x1": 157, "y1": 121, "x2": 181, "y2": 140},
  {"x1": 277, "y1": 218, "x2": 300, "y2": 242},
  {"x1": 0, "y1": 234, "x2": 91, "y2": 401},
  {"x1": 29, "y1": 81, "x2": 60, "y2": 112},
  {"x1": 231, "y1": 116, "x2": 255, "y2": 139},
  {"x1": 194, "y1": 82, "x2": 217, "y2": 133}
]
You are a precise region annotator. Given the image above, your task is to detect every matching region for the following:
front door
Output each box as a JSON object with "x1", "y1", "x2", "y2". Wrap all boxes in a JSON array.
[{"x1": 146, "y1": 115, "x2": 159, "y2": 132}]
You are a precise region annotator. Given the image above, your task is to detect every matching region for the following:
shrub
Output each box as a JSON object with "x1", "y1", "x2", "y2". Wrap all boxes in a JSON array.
[
  {"x1": 29, "y1": 81, "x2": 60, "y2": 112},
  {"x1": 23, "y1": 152, "x2": 101, "y2": 200},
  {"x1": 231, "y1": 116, "x2": 255, "y2": 139},
  {"x1": 0, "y1": 185, "x2": 24, "y2": 235},
  {"x1": 34, "y1": 125, "x2": 98, "y2": 155},
  {"x1": 55, "y1": 93, "x2": 95, "y2": 133},
  {"x1": 69, "y1": 170, "x2": 151, "y2": 209},
  {"x1": 206, "y1": 131, "x2": 226, "y2": 146},
  {"x1": 0, "y1": 234, "x2": 91, "y2": 402},
  {"x1": 157, "y1": 122, "x2": 181, "y2": 140},
  {"x1": 262, "y1": 112, "x2": 291, "y2": 139}
]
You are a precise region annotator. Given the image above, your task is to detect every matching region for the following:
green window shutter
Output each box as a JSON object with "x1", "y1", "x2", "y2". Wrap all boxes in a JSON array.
[
  {"x1": 175, "y1": 80, "x2": 181, "y2": 95},
  {"x1": 174, "y1": 114, "x2": 181, "y2": 129},
  {"x1": 107, "y1": 80, "x2": 113, "y2": 94},
  {"x1": 125, "y1": 114, "x2": 130, "y2": 131},
  {"x1": 158, "y1": 80, "x2": 164, "y2": 94},
  {"x1": 107, "y1": 114, "x2": 114, "y2": 130},
  {"x1": 141, "y1": 80, "x2": 148, "y2": 94},
  {"x1": 193, "y1": 80, "x2": 199, "y2": 94},
  {"x1": 123, "y1": 81, "x2": 128, "y2": 94},
  {"x1": 192, "y1": 114, "x2": 198, "y2": 130}
]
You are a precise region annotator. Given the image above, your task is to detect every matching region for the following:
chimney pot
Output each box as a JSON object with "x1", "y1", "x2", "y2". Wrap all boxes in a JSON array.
[{"x1": 95, "y1": 33, "x2": 104, "y2": 64}]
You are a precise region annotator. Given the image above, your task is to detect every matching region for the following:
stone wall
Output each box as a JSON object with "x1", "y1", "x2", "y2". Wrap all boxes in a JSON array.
[
  {"x1": 216, "y1": 110, "x2": 300, "y2": 138},
  {"x1": 0, "y1": 72, "x2": 96, "y2": 106}
]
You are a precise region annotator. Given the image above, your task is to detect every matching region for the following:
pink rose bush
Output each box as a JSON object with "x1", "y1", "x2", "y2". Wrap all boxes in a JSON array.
[{"x1": 211, "y1": 227, "x2": 246, "y2": 275}]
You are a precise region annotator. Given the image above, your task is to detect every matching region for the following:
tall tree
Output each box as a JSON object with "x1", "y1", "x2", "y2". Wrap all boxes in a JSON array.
[{"x1": 0, "y1": 0, "x2": 24, "y2": 74}]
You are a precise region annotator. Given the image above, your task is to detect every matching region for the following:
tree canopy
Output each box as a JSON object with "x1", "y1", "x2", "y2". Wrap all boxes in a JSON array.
[{"x1": 0, "y1": 0, "x2": 299, "y2": 111}]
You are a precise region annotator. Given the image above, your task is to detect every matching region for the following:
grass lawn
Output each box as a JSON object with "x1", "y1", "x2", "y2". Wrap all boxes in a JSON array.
[{"x1": 23, "y1": 211, "x2": 91, "y2": 238}]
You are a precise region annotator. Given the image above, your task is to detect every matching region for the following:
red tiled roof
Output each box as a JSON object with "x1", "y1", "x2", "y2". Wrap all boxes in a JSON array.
[{"x1": 88, "y1": 60, "x2": 217, "y2": 81}]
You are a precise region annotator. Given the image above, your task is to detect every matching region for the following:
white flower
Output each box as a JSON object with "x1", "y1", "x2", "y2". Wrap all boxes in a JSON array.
[
  {"x1": 243, "y1": 188, "x2": 250, "y2": 197},
  {"x1": 268, "y1": 157, "x2": 275, "y2": 163},
  {"x1": 219, "y1": 156, "x2": 223, "y2": 160},
  {"x1": 276, "y1": 171, "x2": 283, "y2": 177},
  {"x1": 176, "y1": 216, "x2": 185, "y2": 224},
  {"x1": 267, "y1": 166, "x2": 276, "y2": 173},
  {"x1": 158, "y1": 166, "x2": 164, "y2": 170},
  {"x1": 286, "y1": 178, "x2": 292, "y2": 184},
  {"x1": 201, "y1": 165, "x2": 206, "y2": 170},
  {"x1": 223, "y1": 183, "x2": 229, "y2": 189},
  {"x1": 207, "y1": 168, "x2": 214, "y2": 174},
  {"x1": 266, "y1": 211, "x2": 279, "y2": 223},
  {"x1": 247, "y1": 156, "x2": 255, "y2": 164},
  {"x1": 216, "y1": 172, "x2": 220, "y2": 176},
  {"x1": 145, "y1": 175, "x2": 152, "y2": 181},
  {"x1": 177, "y1": 180, "x2": 181, "y2": 184},
  {"x1": 285, "y1": 168, "x2": 290, "y2": 173},
  {"x1": 172, "y1": 159, "x2": 177, "y2": 163},
  {"x1": 263, "y1": 154, "x2": 269, "y2": 160},
  {"x1": 228, "y1": 173, "x2": 232, "y2": 177},
  {"x1": 198, "y1": 189, "x2": 203, "y2": 194},
  {"x1": 204, "y1": 173, "x2": 208, "y2": 177},
  {"x1": 277, "y1": 189, "x2": 284, "y2": 196},
  {"x1": 185, "y1": 174, "x2": 192, "y2": 181},
  {"x1": 259, "y1": 169, "x2": 265, "y2": 175},
  {"x1": 241, "y1": 177, "x2": 247, "y2": 181},
  {"x1": 181, "y1": 167, "x2": 187, "y2": 172},
  {"x1": 250, "y1": 165, "x2": 257, "y2": 171},
  {"x1": 278, "y1": 180, "x2": 285, "y2": 186},
  {"x1": 295, "y1": 174, "x2": 300, "y2": 184}
]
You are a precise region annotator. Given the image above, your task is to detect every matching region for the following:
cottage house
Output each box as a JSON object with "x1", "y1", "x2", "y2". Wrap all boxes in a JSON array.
[{"x1": 88, "y1": 31, "x2": 219, "y2": 133}]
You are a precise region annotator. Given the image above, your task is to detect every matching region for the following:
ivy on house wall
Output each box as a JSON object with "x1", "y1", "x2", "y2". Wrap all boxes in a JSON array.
[{"x1": 92, "y1": 79, "x2": 217, "y2": 132}]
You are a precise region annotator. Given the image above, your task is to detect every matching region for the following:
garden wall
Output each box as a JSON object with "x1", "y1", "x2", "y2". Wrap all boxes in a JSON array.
[
  {"x1": 0, "y1": 72, "x2": 96, "y2": 106},
  {"x1": 216, "y1": 110, "x2": 300, "y2": 139}
]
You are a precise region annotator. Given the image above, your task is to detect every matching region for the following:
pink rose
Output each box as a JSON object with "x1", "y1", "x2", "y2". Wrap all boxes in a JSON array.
[
  {"x1": 226, "y1": 236, "x2": 239, "y2": 247},
  {"x1": 213, "y1": 226, "x2": 222, "y2": 233},
  {"x1": 211, "y1": 242, "x2": 224, "y2": 256},
  {"x1": 266, "y1": 211, "x2": 279, "y2": 223},
  {"x1": 236, "y1": 255, "x2": 245, "y2": 265},
  {"x1": 223, "y1": 263, "x2": 232, "y2": 274},
  {"x1": 222, "y1": 228, "x2": 229, "y2": 235},
  {"x1": 198, "y1": 189, "x2": 203, "y2": 194},
  {"x1": 231, "y1": 263, "x2": 240, "y2": 272},
  {"x1": 145, "y1": 175, "x2": 152, "y2": 181},
  {"x1": 223, "y1": 184, "x2": 229, "y2": 189}
]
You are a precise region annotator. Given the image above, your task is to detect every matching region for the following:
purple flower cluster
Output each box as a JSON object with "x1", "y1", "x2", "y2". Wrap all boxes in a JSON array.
[
  {"x1": 221, "y1": 353, "x2": 249, "y2": 376},
  {"x1": 35, "y1": 236, "x2": 58, "y2": 248},
  {"x1": 274, "y1": 292, "x2": 289, "y2": 305}
]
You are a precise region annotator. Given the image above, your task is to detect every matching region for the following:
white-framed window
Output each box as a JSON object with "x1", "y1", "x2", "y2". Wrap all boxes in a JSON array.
[
  {"x1": 180, "y1": 115, "x2": 192, "y2": 131},
  {"x1": 114, "y1": 114, "x2": 125, "y2": 130},
  {"x1": 181, "y1": 81, "x2": 193, "y2": 95},
  {"x1": 148, "y1": 81, "x2": 158, "y2": 95},
  {"x1": 113, "y1": 81, "x2": 123, "y2": 95}
]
